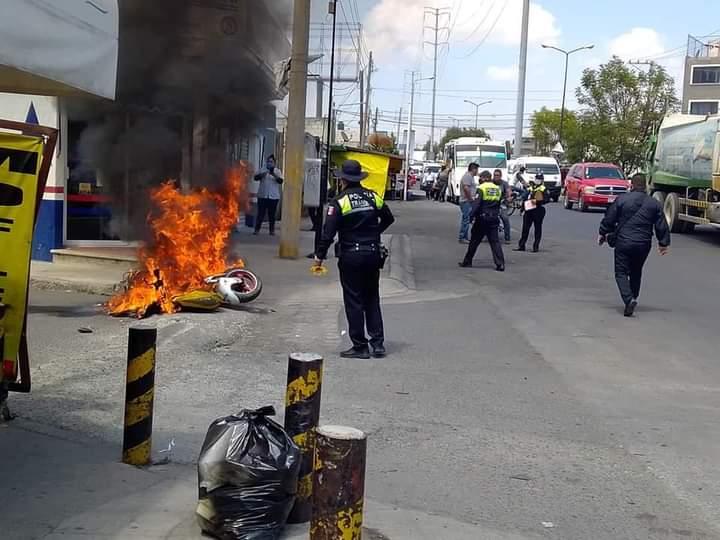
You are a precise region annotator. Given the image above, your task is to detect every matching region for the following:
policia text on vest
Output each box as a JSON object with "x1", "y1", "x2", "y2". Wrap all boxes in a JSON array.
[
  {"x1": 460, "y1": 178, "x2": 505, "y2": 271},
  {"x1": 314, "y1": 160, "x2": 395, "y2": 360}
]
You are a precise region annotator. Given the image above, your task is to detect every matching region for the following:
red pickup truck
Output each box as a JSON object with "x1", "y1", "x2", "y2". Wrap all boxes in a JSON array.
[{"x1": 563, "y1": 162, "x2": 630, "y2": 212}]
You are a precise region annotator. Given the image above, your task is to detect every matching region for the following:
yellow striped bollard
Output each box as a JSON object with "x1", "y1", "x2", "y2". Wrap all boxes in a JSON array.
[
  {"x1": 284, "y1": 352, "x2": 324, "y2": 523},
  {"x1": 310, "y1": 425, "x2": 367, "y2": 540},
  {"x1": 122, "y1": 327, "x2": 157, "y2": 466}
]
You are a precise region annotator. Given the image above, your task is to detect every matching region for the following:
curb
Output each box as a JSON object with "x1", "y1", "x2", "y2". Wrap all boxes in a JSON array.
[
  {"x1": 387, "y1": 234, "x2": 416, "y2": 291},
  {"x1": 30, "y1": 277, "x2": 119, "y2": 296}
]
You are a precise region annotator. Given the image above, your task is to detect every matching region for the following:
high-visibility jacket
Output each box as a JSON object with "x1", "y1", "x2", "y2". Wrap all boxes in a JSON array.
[
  {"x1": 471, "y1": 181, "x2": 502, "y2": 219},
  {"x1": 316, "y1": 186, "x2": 395, "y2": 259}
]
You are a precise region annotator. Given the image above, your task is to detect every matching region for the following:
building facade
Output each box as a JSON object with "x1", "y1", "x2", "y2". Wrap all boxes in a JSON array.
[
  {"x1": 0, "y1": 1, "x2": 290, "y2": 261},
  {"x1": 683, "y1": 35, "x2": 720, "y2": 116}
]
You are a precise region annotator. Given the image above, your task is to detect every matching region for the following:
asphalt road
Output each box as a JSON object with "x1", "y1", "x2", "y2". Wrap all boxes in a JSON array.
[{"x1": 10, "y1": 196, "x2": 720, "y2": 539}]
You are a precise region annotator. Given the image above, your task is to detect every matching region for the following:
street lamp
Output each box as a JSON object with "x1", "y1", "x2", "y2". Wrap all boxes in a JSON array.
[
  {"x1": 541, "y1": 43, "x2": 594, "y2": 148},
  {"x1": 463, "y1": 99, "x2": 492, "y2": 130}
]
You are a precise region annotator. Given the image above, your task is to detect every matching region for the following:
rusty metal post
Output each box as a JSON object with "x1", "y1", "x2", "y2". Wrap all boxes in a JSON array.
[
  {"x1": 310, "y1": 425, "x2": 367, "y2": 539},
  {"x1": 284, "y1": 353, "x2": 324, "y2": 523},
  {"x1": 122, "y1": 327, "x2": 157, "y2": 466}
]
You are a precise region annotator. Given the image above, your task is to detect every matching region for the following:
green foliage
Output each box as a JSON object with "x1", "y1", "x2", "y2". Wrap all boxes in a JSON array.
[
  {"x1": 531, "y1": 57, "x2": 678, "y2": 173},
  {"x1": 576, "y1": 57, "x2": 679, "y2": 174}
]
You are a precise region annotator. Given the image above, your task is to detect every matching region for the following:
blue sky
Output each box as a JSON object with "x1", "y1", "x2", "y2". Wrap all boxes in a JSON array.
[{"x1": 305, "y1": 0, "x2": 720, "y2": 145}]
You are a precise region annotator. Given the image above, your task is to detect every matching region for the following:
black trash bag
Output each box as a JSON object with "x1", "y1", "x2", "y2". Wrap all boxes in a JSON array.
[{"x1": 196, "y1": 406, "x2": 301, "y2": 540}]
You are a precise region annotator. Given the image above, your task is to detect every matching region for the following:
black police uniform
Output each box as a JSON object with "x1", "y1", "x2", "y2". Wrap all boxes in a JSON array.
[
  {"x1": 460, "y1": 181, "x2": 505, "y2": 270},
  {"x1": 316, "y1": 181, "x2": 395, "y2": 356}
]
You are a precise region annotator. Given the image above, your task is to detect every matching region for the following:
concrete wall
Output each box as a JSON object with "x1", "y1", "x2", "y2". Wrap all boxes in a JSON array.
[
  {"x1": 682, "y1": 57, "x2": 720, "y2": 113},
  {"x1": 0, "y1": 93, "x2": 66, "y2": 260}
]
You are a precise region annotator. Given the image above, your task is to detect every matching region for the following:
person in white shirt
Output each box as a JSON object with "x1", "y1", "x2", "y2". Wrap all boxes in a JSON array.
[{"x1": 253, "y1": 155, "x2": 284, "y2": 236}]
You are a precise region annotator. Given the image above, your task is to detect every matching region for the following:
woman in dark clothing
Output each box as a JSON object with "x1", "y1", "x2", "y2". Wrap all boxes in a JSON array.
[{"x1": 515, "y1": 172, "x2": 548, "y2": 252}]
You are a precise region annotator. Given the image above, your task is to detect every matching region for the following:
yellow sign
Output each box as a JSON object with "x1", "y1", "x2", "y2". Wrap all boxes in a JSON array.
[
  {"x1": 333, "y1": 151, "x2": 390, "y2": 197},
  {"x1": 0, "y1": 133, "x2": 43, "y2": 381}
]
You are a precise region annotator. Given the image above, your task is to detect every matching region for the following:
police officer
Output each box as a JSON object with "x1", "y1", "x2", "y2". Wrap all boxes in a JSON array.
[
  {"x1": 516, "y1": 172, "x2": 548, "y2": 252},
  {"x1": 458, "y1": 170, "x2": 505, "y2": 271},
  {"x1": 314, "y1": 160, "x2": 395, "y2": 359}
]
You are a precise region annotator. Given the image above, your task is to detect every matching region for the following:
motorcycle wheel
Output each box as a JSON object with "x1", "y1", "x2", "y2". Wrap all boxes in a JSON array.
[{"x1": 224, "y1": 269, "x2": 263, "y2": 303}]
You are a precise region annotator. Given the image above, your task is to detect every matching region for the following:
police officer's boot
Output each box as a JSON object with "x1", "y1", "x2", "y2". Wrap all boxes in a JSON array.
[{"x1": 340, "y1": 346, "x2": 371, "y2": 359}]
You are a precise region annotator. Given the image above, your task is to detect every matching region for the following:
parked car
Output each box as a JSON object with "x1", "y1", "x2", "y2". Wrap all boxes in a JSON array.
[
  {"x1": 563, "y1": 162, "x2": 630, "y2": 212},
  {"x1": 513, "y1": 156, "x2": 562, "y2": 201}
]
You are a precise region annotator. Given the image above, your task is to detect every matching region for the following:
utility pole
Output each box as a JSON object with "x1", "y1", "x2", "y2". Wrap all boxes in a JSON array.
[
  {"x1": 373, "y1": 107, "x2": 379, "y2": 133},
  {"x1": 395, "y1": 106, "x2": 403, "y2": 146},
  {"x1": 404, "y1": 72, "x2": 434, "y2": 201},
  {"x1": 404, "y1": 72, "x2": 416, "y2": 202},
  {"x1": 424, "y1": 7, "x2": 450, "y2": 159},
  {"x1": 312, "y1": 0, "x2": 338, "y2": 256},
  {"x1": 363, "y1": 52, "x2": 374, "y2": 147},
  {"x1": 279, "y1": 0, "x2": 311, "y2": 259},
  {"x1": 513, "y1": 0, "x2": 529, "y2": 157},
  {"x1": 359, "y1": 69, "x2": 365, "y2": 146}
]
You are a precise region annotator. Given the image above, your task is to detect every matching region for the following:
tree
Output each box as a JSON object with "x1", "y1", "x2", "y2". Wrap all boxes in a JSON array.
[
  {"x1": 422, "y1": 139, "x2": 441, "y2": 158},
  {"x1": 530, "y1": 108, "x2": 586, "y2": 163},
  {"x1": 439, "y1": 127, "x2": 490, "y2": 151},
  {"x1": 575, "y1": 57, "x2": 678, "y2": 174}
]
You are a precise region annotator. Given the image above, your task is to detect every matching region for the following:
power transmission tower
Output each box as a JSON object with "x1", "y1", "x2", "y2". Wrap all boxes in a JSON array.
[{"x1": 424, "y1": 7, "x2": 451, "y2": 159}]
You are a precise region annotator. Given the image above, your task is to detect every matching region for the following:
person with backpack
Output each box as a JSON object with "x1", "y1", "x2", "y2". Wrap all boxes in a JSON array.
[{"x1": 598, "y1": 174, "x2": 671, "y2": 317}]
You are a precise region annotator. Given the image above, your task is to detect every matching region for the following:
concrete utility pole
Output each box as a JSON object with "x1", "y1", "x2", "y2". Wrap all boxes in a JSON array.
[
  {"x1": 373, "y1": 107, "x2": 379, "y2": 133},
  {"x1": 395, "y1": 106, "x2": 403, "y2": 145},
  {"x1": 405, "y1": 72, "x2": 434, "y2": 201},
  {"x1": 363, "y1": 52, "x2": 374, "y2": 146},
  {"x1": 424, "y1": 7, "x2": 450, "y2": 159},
  {"x1": 513, "y1": 0, "x2": 530, "y2": 157},
  {"x1": 542, "y1": 43, "x2": 594, "y2": 147},
  {"x1": 359, "y1": 69, "x2": 365, "y2": 146},
  {"x1": 279, "y1": 0, "x2": 311, "y2": 259}
]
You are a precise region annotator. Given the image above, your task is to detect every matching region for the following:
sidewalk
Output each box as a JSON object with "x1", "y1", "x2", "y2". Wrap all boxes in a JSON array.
[
  {"x1": 30, "y1": 222, "x2": 414, "y2": 300},
  {"x1": 1, "y1": 420, "x2": 524, "y2": 540}
]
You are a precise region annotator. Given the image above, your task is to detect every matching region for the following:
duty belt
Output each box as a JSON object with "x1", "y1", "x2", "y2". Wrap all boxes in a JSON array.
[{"x1": 341, "y1": 242, "x2": 379, "y2": 252}]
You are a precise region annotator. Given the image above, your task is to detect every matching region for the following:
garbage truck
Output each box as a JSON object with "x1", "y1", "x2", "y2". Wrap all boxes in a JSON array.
[{"x1": 648, "y1": 114, "x2": 720, "y2": 233}]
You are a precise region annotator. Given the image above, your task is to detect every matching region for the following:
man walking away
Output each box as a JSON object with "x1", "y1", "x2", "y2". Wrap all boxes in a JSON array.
[
  {"x1": 494, "y1": 169, "x2": 512, "y2": 243},
  {"x1": 515, "y1": 172, "x2": 548, "y2": 253},
  {"x1": 315, "y1": 160, "x2": 395, "y2": 358},
  {"x1": 253, "y1": 155, "x2": 284, "y2": 235},
  {"x1": 599, "y1": 173, "x2": 670, "y2": 317},
  {"x1": 458, "y1": 163, "x2": 479, "y2": 242},
  {"x1": 459, "y1": 171, "x2": 505, "y2": 271}
]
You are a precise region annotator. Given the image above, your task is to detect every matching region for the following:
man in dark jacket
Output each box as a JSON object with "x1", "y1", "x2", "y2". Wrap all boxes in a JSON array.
[
  {"x1": 315, "y1": 160, "x2": 395, "y2": 358},
  {"x1": 599, "y1": 174, "x2": 671, "y2": 317}
]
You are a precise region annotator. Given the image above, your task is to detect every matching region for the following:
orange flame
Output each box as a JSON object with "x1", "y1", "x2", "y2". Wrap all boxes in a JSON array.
[{"x1": 108, "y1": 164, "x2": 248, "y2": 317}]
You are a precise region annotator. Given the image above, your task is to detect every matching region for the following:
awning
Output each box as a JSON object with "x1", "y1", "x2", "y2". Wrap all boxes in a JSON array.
[{"x1": 0, "y1": 0, "x2": 118, "y2": 100}]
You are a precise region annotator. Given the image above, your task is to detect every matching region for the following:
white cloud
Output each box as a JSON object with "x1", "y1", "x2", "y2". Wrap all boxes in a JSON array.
[
  {"x1": 365, "y1": 0, "x2": 561, "y2": 63},
  {"x1": 487, "y1": 64, "x2": 518, "y2": 81},
  {"x1": 608, "y1": 28, "x2": 665, "y2": 61}
]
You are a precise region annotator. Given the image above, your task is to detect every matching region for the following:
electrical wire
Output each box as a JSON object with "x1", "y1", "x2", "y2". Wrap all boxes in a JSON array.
[{"x1": 455, "y1": 0, "x2": 509, "y2": 59}]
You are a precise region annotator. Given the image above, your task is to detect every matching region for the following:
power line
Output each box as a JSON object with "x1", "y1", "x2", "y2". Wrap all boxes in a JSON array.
[{"x1": 455, "y1": 0, "x2": 509, "y2": 59}]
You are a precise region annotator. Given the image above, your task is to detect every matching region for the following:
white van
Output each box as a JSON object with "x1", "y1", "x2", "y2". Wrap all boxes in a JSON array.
[{"x1": 512, "y1": 156, "x2": 562, "y2": 201}]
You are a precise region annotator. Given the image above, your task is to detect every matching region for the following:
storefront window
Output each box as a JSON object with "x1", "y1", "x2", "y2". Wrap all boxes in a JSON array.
[{"x1": 66, "y1": 121, "x2": 118, "y2": 240}]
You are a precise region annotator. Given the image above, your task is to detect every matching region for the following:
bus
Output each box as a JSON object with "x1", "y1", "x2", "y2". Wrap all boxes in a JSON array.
[{"x1": 443, "y1": 137, "x2": 509, "y2": 204}]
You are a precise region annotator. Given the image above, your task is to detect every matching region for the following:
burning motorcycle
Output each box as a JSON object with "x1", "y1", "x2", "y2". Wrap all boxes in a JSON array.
[{"x1": 172, "y1": 268, "x2": 262, "y2": 312}]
